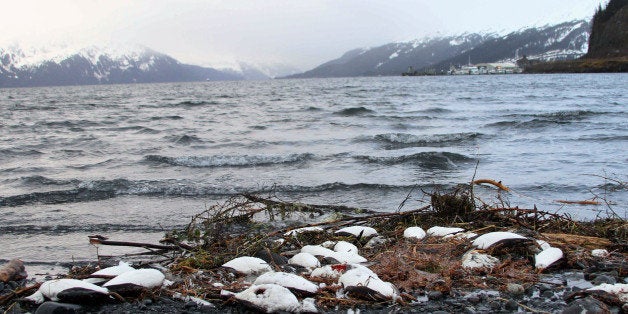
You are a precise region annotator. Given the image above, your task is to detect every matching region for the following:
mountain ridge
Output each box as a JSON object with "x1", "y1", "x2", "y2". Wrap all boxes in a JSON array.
[
  {"x1": 0, "y1": 44, "x2": 243, "y2": 88},
  {"x1": 285, "y1": 19, "x2": 590, "y2": 78}
]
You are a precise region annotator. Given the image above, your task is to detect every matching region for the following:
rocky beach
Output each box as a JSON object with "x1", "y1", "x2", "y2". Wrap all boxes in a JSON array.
[{"x1": 1, "y1": 187, "x2": 626, "y2": 313}]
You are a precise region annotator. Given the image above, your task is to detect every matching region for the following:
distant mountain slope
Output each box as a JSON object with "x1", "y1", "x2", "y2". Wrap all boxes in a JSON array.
[
  {"x1": 287, "y1": 34, "x2": 491, "y2": 78},
  {"x1": 286, "y1": 19, "x2": 591, "y2": 78},
  {"x1": 220, "y1": 62, "x2": 303, "y2": 80},
  {"x1": 0, "y1": 45, "x2": 242, "y2": 88},
  {"x1": 430, "y1": 20, "x2": 590, "y2": 72}
]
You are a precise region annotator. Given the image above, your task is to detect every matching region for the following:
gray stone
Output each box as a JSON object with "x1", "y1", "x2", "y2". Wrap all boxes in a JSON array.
[
  {"x1": 489, "y1": 300, "x2": 502, "y2": 310},
  {"x1": 541, "y1": 289, "x2": 555, "y2": 298},
  {"x1": 505, "y1": 299, "x2": 519, "y2": 311},
  {"x1": 506, "y1": 283, "x2": 525, "y2": 296},
  {"x1": 464, "y1": 293, "x2": 481, "y2": 304},
  {"x1": 142, "y1": 298, "x2": 153, "y2": 306},
  {"x1": 35, "y1": 301, "x2": 83, "y2": 314},
  {"x1": 427, "y1": 291, "x2": 443, "y2": 300},
  {"x1": 561, "y1": 297, "x2": 609, "y2": 314},
  {"x1": 538, "y1": 283, "x2": 553, "y2": 291},
  {"x1": 591, "y1": 274, "x2": 616, "y2": 285}
]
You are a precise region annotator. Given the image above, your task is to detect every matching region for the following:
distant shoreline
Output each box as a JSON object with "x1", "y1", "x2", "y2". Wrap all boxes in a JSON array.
[{"x1": 523, "y1": 57, "x2": 628, "y2": 73}]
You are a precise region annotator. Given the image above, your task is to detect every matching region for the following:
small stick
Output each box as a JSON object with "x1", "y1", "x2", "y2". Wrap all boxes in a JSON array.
[
  {"x1": 88, "y1": 237, "x2": 180, "y2": 251},
  {"x1": 554, "y1": 200, "x2": 601, "y2": 205},
  {"x1": 473, "y1": 179, "x2": 510, "y2": 191}
]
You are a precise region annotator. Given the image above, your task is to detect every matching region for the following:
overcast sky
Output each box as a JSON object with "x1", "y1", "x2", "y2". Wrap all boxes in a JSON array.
[{"x1": 1, "y1": 0, "x2": 606, "y2": 70}]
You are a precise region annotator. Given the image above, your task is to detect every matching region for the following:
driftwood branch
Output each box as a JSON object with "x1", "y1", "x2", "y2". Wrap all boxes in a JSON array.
[
  {"x1": 0, "y1": 282, "x2": 40, "y2": 305},
  {"x1": 473, "y1": 179, "x2": 510, "y2": 191},
  {"x1": 555, "y1": 199, "x2": 601, "y2": 205},
  {"x1": 88, "y1": 236, "x2": 180, "y2": 251}
]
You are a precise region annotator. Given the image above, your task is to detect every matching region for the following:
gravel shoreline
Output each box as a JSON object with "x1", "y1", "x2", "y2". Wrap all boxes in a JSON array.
[
  {"x1": 2, "y1": 266, "x2": 626, "y2": 313},
  {"x1": 2, "y1": 194, "x2": 626, "y2": 313}
]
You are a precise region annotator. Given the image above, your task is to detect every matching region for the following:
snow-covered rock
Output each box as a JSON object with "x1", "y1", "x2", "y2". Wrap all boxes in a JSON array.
[
  {"x1": 339, "y1": 268, "x2": 398, "y2": 301},
  {"x1": 427, "y1": 226, "x2": 464, "y2": 237},
  {"x1": 535, "y1": 247, "x2": 563, "y2": 270},
  {"x1": 329, "y1": 251, "x2": 367, "y2": 264},
  {"x1": 333, "y1": 241, "x2": 358, "y2": 254},
  {"x1": 587, "y1": 283, "x2": 628, "y2": 303},
  {"x1": 288, "y1": 252, "x2": 321, "y2": 270},
  {"x1": 300, "y1": 244, "x2": 366, "y2": 264},
  {"x1": 301, "y1": 245, "x2": 335, "y2": 257},
  {"x1": 591, "y1": 249, "x2": 609, "y2": 257},
  {"x1": 284, "y1": 227, "x2": 325, "y2": 237},
  {"x1": 234, "y1": 284, "x2": 317, "y2": 313},
  {"x1": 103, "y1": 268, "x2": 165, "y2": 289},
  {"x1": 471, "y1": 232, "x2": 528, "y2": 249},
  {"x1": 173, "y1": 292, "x2": 214, "y2": 307},
  {"x1": 254, "y1": 272, "x2": 319, "y2": 295},
  {"x1": 364, "y1": 236, "x2": 389, "y2": 248},
  {"x1": 310, "y1": 265, "x2": 345, "y2": 279},
  {"x1": 335, "y1": 226, "x2": 378, "y2": 238},
  {"x1": 451, "y1": 231, "x2": 478, "y2": 239},
  {"x1": 222, "y1": 256, "x2": 273, "y2": 275},
  {"x1": 83, "y1": 261, "x2": 135, "y2": 284},
  {"x1": 461, "y1": 250, "x2": 500, "y2": 269},
  {"x1": 25, "y1": 279, "x2": 109, "y2": 304},
  {"x1": 403, "y1": 227, "x2": 426, "y2": 240}
]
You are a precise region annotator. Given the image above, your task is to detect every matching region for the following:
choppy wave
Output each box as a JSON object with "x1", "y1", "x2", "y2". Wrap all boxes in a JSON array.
[
  {"x1": 333, "y1": 106, "x2": 375, "y2": 116},
  {"x1": 144, "y1": 153, "x2": 314, "y2": 167},
  {"x1": 420, "y1": 107, "x2": 452, "y2": 113},
  {"x1": 0, "y1": 179, "x2": 422, "y2": 207},
  {"x1": 150, "y1": 115, "x2": 184, "y2": 120},
  {"x1": 163, "y1": 134, "x2": 205, "y2": 145},
  {"x1": 140, "y1": 100, "x2": 220, "y2": 109},
  {"x1": 355, "y1": 152, "x2": 474, "y2": 168},
  {"x1": 0, "y1": 224, "x2": 173, "y2": 235},
  {"x1": 528, "y1": 110, "x2": 604, "y2": 121},
  {"x1": 19, "y1": 175, "x2": 80, "y2": 186},
  {"x1": 0, "y1": 148, "x2": 44, "y2": 159},
  {"x1": 369, "y1": 132, "x2": 481, "y2": 148},
  {"x1": 577, "y1": 135, "x2": 628, "y2": 142},
  {"x1": 489, "y1": 110, "x2": 608, "y2": 129}
]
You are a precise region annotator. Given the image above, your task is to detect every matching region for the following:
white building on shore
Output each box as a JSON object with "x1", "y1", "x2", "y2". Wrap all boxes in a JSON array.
[{"x1": 449, "y1": 62, "x2": 522, "y2": 75}]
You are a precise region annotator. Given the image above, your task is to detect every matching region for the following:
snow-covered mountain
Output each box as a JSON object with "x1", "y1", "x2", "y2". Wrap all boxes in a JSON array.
[
  {"x1": 287, "y1": 19, "x2": 591, "y2": 78},
  {"x1": 0, "y1": 44, "x2": 242, "y2": 87},
  {"x1": 220, "y1": 61, "x2": 303, "y2": 80}
]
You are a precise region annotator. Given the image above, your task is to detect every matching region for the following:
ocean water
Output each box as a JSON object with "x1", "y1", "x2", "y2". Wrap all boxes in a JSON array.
[{"x1": 0, "y1": 74, "x2": 626, "y2": 268}]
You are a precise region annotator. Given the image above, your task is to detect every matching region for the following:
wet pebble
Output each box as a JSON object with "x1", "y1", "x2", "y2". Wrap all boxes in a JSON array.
[
  {"x1": 184, "y1": 301, "x2": 198, "y2": 309},
  {"x1": 538, "y1": 283, "x2": 553, "y2": 291},
  {"x1": 541, "y1": 289, "x2": 555, "y2": 298},
  {"x1": 561, "y1": 296, "x2": 609, "y2": 314},
  {"x1": 591, "y1": 274, "x2": 616, "y2": 285},
  {"x1": 488, "y1": 300, "x2": 502, "y2": 310},
  {"x1": 504, "y1": 299, "x2": 518, "y2": 311},
  {"x1": 35, "y1": 301, "x2": 83, "y2": 314},
  {"x1": 464, "y1": 293, "x2": 481, "y2": 304},
  {"x1": 428, "y1": 291, "x2": 443, "y2": 300},
  {"x1": 506, "y1": 283, "x2": 524, "y2": 296}
]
